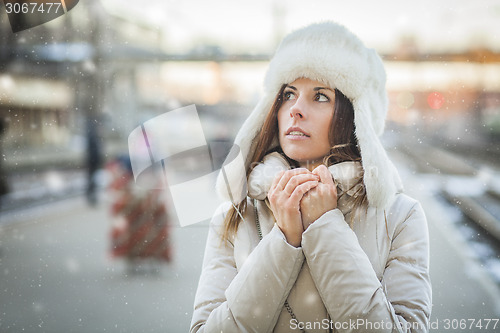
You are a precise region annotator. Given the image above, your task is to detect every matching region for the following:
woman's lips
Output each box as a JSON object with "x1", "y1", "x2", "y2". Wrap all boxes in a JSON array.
[
  {"x1": 286, "y1": 130, "x2": 310, "y2": 140},
  {"x1": 286, "y1": 127, "x2": 310, "y2": 137}
]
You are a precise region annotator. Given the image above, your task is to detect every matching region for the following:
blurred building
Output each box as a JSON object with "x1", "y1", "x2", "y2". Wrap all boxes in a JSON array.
[
  {"x1": 0, "y1": 0, "x2": 167, "y2": 172},
  {"x1": 384, "y1": 37, "x2": 500, "y2": 147}
]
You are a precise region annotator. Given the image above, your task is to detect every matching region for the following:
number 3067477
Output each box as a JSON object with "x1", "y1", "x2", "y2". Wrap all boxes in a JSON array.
[
  {"x1": 5, "y1": 2, "x2": 63, "y2": 14},
  {"x1": 442, "y1": 318, "x2": 499, "y2": 330}
]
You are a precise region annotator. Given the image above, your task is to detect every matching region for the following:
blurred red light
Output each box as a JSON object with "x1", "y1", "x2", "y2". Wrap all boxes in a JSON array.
[{"x1": 427, "y1": 92, "x2": 445, "y2": 109}]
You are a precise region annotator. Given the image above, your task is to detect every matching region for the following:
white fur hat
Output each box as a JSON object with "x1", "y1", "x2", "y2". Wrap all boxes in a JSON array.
[{"x1": 216, "y1": 21, "x2": 402, "y2": 209}]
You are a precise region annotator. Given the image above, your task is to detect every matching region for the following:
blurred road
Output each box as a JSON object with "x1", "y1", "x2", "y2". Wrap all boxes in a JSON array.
[
  {"x1": 0, "y1": 198, "x2": 208, "y2": 333},
  {"x1": 390, "y1": 150, "x2": 500, "y2": 329},
  {"x1": 1, "y1": 149, "x2": 500, "y2": 332}
]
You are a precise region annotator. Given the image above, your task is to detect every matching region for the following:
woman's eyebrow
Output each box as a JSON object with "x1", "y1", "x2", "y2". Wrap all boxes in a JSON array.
[
  {"x1": 285, "y1": 85, "x2": 297, "y2": 90},
  {"x1": 313, "y1": 87, "x2": 334, "y2": 92}
]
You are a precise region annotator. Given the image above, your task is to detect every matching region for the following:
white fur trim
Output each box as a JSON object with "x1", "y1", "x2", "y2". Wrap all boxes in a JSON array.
[{"x1": 248, "y1": 152, "x2": 290, "y2": 200}]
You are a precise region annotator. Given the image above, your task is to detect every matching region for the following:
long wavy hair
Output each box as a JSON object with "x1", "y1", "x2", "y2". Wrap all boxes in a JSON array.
[{"x1": 222, "y1": 84, "x2": 365, "y2": 241}]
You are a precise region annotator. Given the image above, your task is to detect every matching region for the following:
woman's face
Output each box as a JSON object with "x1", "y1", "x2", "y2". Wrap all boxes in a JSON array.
[{"x1": 277, "y1": 77, "x2": 335, "y2": 171}]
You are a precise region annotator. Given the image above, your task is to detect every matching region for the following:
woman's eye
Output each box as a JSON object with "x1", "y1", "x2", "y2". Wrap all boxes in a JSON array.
[
  {"x1": 284, "y1": 91, "x2": 296, "y2": 100},
  {"x1": 315, "y1": 93, "x2": 330, "y2": 102}
]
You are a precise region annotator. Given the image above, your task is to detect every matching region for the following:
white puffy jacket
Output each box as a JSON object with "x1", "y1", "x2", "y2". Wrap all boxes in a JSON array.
[{"x1": 190, "y1": 164, "x2": 431, "y2": 333}]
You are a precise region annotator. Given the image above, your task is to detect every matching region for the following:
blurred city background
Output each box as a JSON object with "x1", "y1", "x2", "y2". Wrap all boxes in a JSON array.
[{"x1": 1, "y1": 0, "x2": 500, "y2": 332}]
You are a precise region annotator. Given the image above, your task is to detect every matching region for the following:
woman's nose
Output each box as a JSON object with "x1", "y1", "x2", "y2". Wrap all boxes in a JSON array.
[
  {"x1": 290, "y1": 98, "x2": 305, "y2": 119},
  {"x1": 290, "y1": 109, "x2": 303, "y2": 119}
]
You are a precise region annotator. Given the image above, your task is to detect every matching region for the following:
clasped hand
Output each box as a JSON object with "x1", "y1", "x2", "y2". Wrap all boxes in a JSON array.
[{"x1": 267, "y1": 165, "x2": 337, "y2": 247}]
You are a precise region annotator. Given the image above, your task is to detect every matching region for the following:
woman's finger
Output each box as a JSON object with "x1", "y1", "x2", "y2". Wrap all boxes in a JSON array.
[
  {"x1": 270, "y1": 170, "x2": 286, "y2": 191},
  {"x1": 290, "y1": 180, "x2": 319, "y2": 202},
  {"x1": 313, "y1": 164, "x2": 335, "y2": 186},
  {"x1": 283, "y1": 173, "x2": 320, "y2": 195},
  {"x1": 272, "y1": 168, "x2": 314, "y2": 192}
]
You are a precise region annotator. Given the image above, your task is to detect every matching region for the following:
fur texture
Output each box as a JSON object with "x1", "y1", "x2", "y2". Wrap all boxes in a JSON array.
[{"x1": 216, "y1": 21, "x2": 402, "y2": 209}]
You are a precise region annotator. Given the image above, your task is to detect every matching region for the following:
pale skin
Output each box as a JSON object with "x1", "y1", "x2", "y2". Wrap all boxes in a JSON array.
[{"x1": 268, "y1": 78, "x2": 339, "y2": 247}]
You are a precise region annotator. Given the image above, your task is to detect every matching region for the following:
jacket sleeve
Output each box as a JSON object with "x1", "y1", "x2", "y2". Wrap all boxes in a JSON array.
[
  {"x1": 190, "y1": 204, "x2": 305, "y2": 333},
  {"x1": 301, "y1": 201, "x2": 431, "y2": 333}
]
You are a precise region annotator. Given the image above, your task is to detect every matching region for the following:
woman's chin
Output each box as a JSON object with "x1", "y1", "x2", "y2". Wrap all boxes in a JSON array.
[{"x1": 284, "y1": 153, "x2": 324, "y2": 170}]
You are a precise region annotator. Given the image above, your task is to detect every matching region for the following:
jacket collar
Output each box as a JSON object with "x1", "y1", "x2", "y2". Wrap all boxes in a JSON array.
[{"x1": 328, "y1": 161, "x2": 364, "y2": 198}]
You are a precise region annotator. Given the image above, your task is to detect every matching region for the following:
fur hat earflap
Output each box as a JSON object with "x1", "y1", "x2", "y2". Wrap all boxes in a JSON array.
[{"x1": 216, "y1": 21, "x2": 402, "y2": 209}]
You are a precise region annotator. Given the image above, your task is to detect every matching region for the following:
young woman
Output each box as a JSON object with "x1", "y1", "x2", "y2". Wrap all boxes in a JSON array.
[{"x1": 190, "y1": 22, "x2": 431, "y2": 333}]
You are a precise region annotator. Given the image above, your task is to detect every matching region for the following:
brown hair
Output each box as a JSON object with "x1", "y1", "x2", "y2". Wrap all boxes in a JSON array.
[{"x1": 221, "y1": 84, "x2": 364, "y2": 241}]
